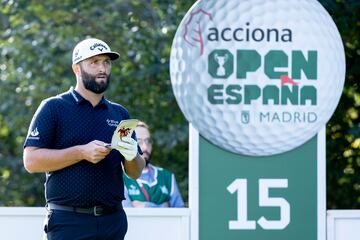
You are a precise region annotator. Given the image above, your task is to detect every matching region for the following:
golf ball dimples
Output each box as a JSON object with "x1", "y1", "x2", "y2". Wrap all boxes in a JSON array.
[{"x1": 170, "y1": 0, "x2": 345, "y2": 156}]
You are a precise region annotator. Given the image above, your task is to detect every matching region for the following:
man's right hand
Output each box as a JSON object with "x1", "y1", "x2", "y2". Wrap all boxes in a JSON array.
[{"x1": 81, "y1": 140, "x2": 111, "y2": 164}]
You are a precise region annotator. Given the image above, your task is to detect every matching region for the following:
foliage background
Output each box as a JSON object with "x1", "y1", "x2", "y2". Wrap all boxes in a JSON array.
[{"x1": 0, "y1": 0, "x2": 359, "y2": 208}]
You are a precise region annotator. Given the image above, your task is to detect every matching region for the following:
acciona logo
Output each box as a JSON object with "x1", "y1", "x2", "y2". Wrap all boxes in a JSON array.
[
  {"x1": 183, "y1": 9, "x2": 292, "y2": 56},
  {"x1": 170, "y1": 0, "x2": 345, "y2": 156}
]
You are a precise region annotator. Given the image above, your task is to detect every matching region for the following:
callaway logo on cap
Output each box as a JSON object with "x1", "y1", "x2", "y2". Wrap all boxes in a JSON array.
[{"x1": 72, "y1": 38, "x2": 120, "y2": 64}]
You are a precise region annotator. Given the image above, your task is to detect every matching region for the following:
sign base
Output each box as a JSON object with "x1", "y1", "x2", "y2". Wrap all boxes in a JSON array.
[{"x1": 189, "y1": 124, "x2": 326, "y2": 240}]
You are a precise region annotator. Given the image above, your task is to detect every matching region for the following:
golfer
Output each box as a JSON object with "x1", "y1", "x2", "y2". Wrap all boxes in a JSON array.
[{"x1": 23, "y1": 38, "x2": 145, "y2": 240}]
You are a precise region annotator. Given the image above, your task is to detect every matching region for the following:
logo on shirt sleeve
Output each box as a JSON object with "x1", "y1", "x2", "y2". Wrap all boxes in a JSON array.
[{"x1": 28, "y1": 127, "x2": 40, "y2": 140}]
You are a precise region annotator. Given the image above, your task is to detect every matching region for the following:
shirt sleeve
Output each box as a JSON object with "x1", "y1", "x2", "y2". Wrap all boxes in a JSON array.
[
  {"x1": 23, "y1": 99, "x2": 56, "y2": 148},
  {"x1": 169, "y1": 174, "x2": 185, "y2": 208}
]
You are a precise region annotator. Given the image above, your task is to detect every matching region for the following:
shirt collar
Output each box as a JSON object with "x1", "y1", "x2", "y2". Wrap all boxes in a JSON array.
[
  {"x1": 69, "y1": 86, "x2": 86, "y2": 104},
  {"x1": 69, "y1": 86, "x2": 109, "y2": 108},
  {"x1": 98, "y1": 97, "x2": 109, "y2": 108}
]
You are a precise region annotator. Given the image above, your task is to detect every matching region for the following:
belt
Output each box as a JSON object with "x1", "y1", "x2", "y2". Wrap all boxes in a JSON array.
[{"x1": 47, "y1": 203, "x2": 122, "y2": 216}]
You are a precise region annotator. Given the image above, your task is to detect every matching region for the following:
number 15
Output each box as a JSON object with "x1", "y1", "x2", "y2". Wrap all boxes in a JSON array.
[{"x1": 227, "y1": 178, "x2": 290, "y2": 230}]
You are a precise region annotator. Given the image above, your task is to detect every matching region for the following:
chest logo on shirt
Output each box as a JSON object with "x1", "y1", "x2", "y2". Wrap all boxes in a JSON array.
[
  {"x1": 106, "y1": 119, "x2": 119, "y2": 127},
  {"x1": 128, "y1": 185, "x2": 141, "y2": 195}
]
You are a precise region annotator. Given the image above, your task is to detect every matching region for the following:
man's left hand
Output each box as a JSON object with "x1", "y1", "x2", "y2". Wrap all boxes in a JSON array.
[{"x1": 116, "y1": 137, "x2": 137, "y2": 161}]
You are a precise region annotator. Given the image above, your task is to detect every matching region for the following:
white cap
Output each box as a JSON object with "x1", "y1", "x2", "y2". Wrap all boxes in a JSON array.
[{"x1": 72, "y1": 38, "x2": 120, "y2": 64}]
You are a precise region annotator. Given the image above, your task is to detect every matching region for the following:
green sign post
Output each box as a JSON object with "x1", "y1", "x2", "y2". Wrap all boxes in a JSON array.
[{"x1": 189, "y1": 126, "x2": 326, "y2": 240}]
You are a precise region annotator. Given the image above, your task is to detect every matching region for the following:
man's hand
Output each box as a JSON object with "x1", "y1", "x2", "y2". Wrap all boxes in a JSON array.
[
  {"x1": 116, "y1": 137, "x2": 137, "y2": 161},
  {"x1": 81, "y1": 140, "x2": 111, "y2": 164}
]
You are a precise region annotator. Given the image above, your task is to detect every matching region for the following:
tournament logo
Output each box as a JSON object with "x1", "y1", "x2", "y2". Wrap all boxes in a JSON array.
[{"x1": 170, "y1": 0, "x2": 345, "y2": 156}]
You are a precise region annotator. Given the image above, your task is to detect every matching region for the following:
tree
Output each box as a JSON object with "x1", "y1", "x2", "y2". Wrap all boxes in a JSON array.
[
  {"x1": 0, "y1": 0, "x2": 193, "y2": 206},
  {"x1": 322, "y1": 0, "x2": 360, "y2": 208}
]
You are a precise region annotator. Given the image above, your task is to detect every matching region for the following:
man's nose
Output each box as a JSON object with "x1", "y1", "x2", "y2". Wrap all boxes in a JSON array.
[
  {"x1": 139, "y1": 142, "x2": 148, "y2": 152},
  {"x1": 98, "y1": 62, "x2": 107, "y2": 72}
]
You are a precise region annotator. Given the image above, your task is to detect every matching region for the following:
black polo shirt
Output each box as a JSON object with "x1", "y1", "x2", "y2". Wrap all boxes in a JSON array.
[{"x1": 24, "y1": 87, "x2": 136, "y2": 207}]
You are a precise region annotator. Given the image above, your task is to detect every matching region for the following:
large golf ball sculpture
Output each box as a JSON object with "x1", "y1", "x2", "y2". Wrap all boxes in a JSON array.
[{"x1": 170, "y1": 0, "x2": 345, "y2": 156}]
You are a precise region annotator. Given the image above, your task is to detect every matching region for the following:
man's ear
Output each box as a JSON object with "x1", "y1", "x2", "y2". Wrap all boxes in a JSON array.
[{"x1": 72, "y1": 64, "x2": 80, "y2": 75}]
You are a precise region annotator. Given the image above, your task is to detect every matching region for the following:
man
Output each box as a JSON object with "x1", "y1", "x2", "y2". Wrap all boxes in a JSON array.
[
  {"x1": 23, "y1": 38, "x2": 145, "y2": 240},
  {"x1": 122, "y1": 121, "x2": 185, "y2": 208}
]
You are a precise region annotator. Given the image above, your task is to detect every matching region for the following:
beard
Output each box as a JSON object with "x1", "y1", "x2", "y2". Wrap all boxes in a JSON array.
[{"x1": 79, "y1": 65, "x2": 110, "y2": 94}]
